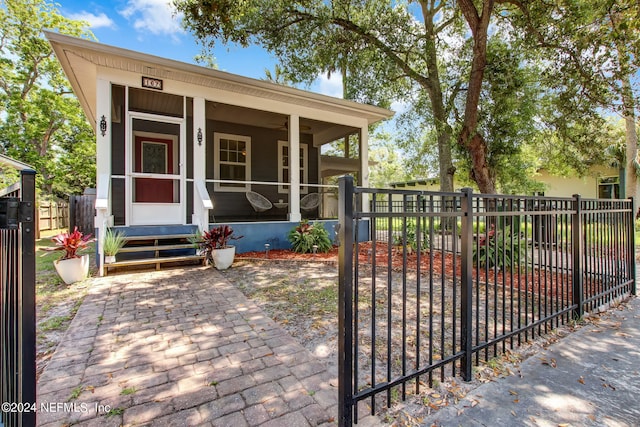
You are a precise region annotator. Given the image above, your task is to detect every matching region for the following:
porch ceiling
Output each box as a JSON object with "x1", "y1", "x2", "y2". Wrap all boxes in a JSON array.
[{"x1": 206, "y1": 102, "x2": 358, "y2": 142}]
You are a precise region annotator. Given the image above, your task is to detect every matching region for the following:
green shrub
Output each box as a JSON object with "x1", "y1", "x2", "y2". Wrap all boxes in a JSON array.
[
  {"x1": 393, "y1": 220, "x2": 430, "y2": 253},
  {"x1": 288, "y1": 220, "x2": 332, "y2": 253},
  {"x1": 473, "y1": 225, "x2": 525, "y2": 269}
]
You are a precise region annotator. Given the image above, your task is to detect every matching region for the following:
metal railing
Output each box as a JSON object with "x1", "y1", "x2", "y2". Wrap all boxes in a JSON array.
[
  {"x1": 337, "y1": 176, "x2": 635, "y2": 426},
  {"x1": 1, "y1": 168, "x2": 37, "y2": 427}
]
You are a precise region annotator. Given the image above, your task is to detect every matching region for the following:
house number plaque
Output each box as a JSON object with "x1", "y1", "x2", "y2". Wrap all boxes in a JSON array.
[{"x1": 142, "y1": 76, "x2": 163, "y2": 90}]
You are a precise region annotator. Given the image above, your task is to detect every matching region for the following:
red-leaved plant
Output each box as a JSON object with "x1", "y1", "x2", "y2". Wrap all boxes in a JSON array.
[
  {"x1": 193, "y1": 225, "x2": 243, "y2": 265},
  {"x1": 44, "y1": 226, "x2": 94, "y2": 260}
]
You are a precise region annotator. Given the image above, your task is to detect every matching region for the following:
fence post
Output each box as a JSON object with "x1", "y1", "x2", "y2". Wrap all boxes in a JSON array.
[
  {"x1": 69, "y1": 195, "x2": 77, "y2": 231},
  {"x1": 571, "y1": 194, "x2": 584, "y2": 319},
  {"x1": 459, "y1": 188, "x2": 474, "y2": 381},
  {"x1": 630, "y1": 197, "x2": 636, "y2": 296},
  {"x1": 21, "y1": 169, "x2": 37, "y2": 427},
  {"x1": 338, "y1": 175, "x2": 354, "y2": 427}
]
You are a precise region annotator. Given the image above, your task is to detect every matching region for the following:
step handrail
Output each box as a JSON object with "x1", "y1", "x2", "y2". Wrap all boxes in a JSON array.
[
  {"x1": 195, "y1": 180, "x2": 213, "y2": 209},
  {"x1": 95, "y1": 173, "x2": 110, "y2": 209},
  {"x1": 194, "y1": 180, "x2": 213, "y2": 232}
]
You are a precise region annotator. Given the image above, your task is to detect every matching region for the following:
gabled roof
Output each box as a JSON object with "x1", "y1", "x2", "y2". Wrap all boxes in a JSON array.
[
  {"x1": 0, "y1": 153, "x2": 33, "y2": 171},
  {"x1": 45, "y1": 31, "x2": 393, "y2": 132}
]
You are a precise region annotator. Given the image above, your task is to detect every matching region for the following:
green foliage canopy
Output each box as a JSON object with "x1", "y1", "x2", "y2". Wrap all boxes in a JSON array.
[{"x1": 0, "y1": 0, "x2": 96, "y2": 198}]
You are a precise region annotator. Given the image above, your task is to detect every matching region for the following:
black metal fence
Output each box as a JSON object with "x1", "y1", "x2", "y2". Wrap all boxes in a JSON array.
[
  {"x1": 1, "y1": 169, "x2": 37, "y2": 427},
  {"x1": 338, "y1": 176, "x2": 636, "y2": 426}
]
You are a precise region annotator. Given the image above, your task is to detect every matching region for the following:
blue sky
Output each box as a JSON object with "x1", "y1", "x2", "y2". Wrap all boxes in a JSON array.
[{"x1": 55, "y1": 0, "x2": 345, "y2": 98}]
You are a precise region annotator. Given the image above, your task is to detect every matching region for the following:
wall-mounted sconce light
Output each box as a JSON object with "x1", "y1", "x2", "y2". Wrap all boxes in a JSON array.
[
  {"x1": 197, "y1": 128, "x2": 203, "y2": 146},
  {"x1": 99, "y1": 115, "x2": 107, "y2": 137}
]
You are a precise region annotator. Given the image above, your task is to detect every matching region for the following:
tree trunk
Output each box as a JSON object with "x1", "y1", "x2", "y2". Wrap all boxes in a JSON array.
[
  {"x1": 421, "y1": 2, "x2": 455, "y2": 193},
  {"x1": 458, "y1": 0, "x2": 496, "y2": 194},
  {"x1": 621, "y1": 76, "x2": 639, "y2": 217},
  {"x1": 430, "y1": 86, "x2": 455, "y2": 193},
  {"x1": 611, "y1": 13, "x2": 639, "y2": 217},
  {"x1": 437, "y1": 128, "x2": 455, "y2": 193}
]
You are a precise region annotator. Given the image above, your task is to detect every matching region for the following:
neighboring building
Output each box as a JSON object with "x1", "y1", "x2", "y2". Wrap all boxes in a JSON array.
[
  {"x1": 533, "y1": 166, "x2": 620, "y2": 199},
  {"x1": 389, "y1": 165, "x2": 621, "y2": 199},
  {"x1": 389, "y1": 178, "x2": 441, "y2": 192},
  {"x1": 46, "y1": 32, "x2": 392, "y2": 270}
]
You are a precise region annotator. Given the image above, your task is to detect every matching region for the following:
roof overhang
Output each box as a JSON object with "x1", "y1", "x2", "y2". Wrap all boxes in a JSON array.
[
  {"x1": 45, "y1": 31, "x2": 394, "y2": 134},
  {"x1": 0, "y1": 153, "x2": 34, "y2": 171},
  {"x1": 389, "y1": 178, "x2": 439, "y2": 188}
]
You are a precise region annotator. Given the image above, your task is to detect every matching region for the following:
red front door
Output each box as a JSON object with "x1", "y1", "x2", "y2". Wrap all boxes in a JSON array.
[{"x1": 134, "y1": 136, "x2": 174, "y2": 203}]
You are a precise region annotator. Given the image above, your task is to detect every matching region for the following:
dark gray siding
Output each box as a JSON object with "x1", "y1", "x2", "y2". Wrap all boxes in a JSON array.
[
  {"x1": 186, "y1": 181, "x2": 193, "y2": 224},
  {"x1": 111, "y1": 178, "x2": 125, "y2": 225},
  {"x1": 111, "y1": 85, "x2": 126, "y2": 176},
  {"x1": 206, "y1": 120, "x2": 318, "y2": 220}
]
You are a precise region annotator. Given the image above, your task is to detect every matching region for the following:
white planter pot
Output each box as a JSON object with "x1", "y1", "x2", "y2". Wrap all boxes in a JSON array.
[
  {"x1": 211, "y1": 246, "x2": 235, "y2": 270},
  {"x1": 54, "y1": 254, "x2": 90, "y2": 284},
  {"x1": 104, "y1": 255, "x2": 116, "y2": 264}
]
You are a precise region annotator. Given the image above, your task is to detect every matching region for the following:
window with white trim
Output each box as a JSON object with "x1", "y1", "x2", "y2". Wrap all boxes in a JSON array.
[
  {"x1": 214, "y1": 133, "x2": 251, "y2": 191},
  {"x1": 278, "y1": 140, "x2": 308, "y2": 194}
]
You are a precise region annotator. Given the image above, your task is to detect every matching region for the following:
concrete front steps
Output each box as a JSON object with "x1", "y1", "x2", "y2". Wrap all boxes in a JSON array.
[{"x1": 104, "y1": 225, "x2": 203, "y2": 274}]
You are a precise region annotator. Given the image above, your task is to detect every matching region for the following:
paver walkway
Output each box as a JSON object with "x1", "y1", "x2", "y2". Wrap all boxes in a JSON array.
[{"x1": 37, "y1": 266, "x2": 358, "y2": 426}]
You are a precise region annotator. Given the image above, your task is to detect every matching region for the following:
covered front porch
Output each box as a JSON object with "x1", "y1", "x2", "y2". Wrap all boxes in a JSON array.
[{"x1": 46, "y1": 32, "x2": 392, "y2": 272}]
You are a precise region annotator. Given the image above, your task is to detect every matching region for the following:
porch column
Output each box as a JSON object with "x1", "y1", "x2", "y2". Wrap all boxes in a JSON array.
[
  {"x1": 359, "y1": 126, "x2": 370, "y2": 213},
  {"x1": 289, "y1": 114, "x2": 302, "y2": 222},
  {"x1": 95, "y1": 79, "x2": 112, "y2": 276},
  {"x1": 192, "y1": 97, "x2": 209, "y2": 232}
]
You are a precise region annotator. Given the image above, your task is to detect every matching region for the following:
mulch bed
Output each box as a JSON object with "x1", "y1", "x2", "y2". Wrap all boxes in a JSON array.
[
  {"x1": 237, "y1": 246, "x2": 339, "y2": 261},
  {"x1": 237, "y1": 241, "x2": 574, "y2": 299}
]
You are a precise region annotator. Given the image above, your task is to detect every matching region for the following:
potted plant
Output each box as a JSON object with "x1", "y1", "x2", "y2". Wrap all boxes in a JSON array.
[
  {"x1": 103, "y1": 228, "x2": 126, "y2": 264},
  {"x1": 43, "y1": 226, "x2": 94, "y2": 284},
  {"x1": 194, "y1": 225, "x2": 243, "y2": 270}
]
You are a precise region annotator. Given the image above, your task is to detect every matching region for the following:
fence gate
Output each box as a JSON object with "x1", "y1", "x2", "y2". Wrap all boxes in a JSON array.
[{"x1": 0, "y1": 168, "x2": 37, "y2": 427}]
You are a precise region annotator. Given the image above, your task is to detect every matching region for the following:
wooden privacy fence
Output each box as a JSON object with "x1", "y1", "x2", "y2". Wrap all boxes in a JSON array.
[
  {"x1": 36, "y1": 190, "x2": 96, "y2": 237},
  {"x1": 37, "y1": 200, "x2": 69, "y2": 236},
  {"x1": 69, "y1": 190, "x2": 96, "y2": 235}
]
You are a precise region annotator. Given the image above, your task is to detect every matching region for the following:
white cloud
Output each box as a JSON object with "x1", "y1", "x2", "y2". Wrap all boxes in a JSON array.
[
  {"x1": 119, "y1": 0, "x2": 184, "y2": 39},
  {"x1": 315, "y1": 73, "x2": 343, "y2": 98},
  {"x1": 68, "y1": 12, "x2": 116, "y2": 29}
]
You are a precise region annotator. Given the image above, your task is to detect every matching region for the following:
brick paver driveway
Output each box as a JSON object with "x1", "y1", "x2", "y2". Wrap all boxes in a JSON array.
[{"x1": 36, "y1": 267, "x2": 343, "y2": 426}]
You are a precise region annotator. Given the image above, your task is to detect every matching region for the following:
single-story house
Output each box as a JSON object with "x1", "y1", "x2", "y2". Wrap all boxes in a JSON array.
[
  {"x1": 46, "y1": 32, "x2": 392, "y2": 273},
  {"x1": 389, "y1": 165, "x2": 621, "y2": 198},
  {"x1": 532, "y1": 166, "x2": 621, "y2": 199}
]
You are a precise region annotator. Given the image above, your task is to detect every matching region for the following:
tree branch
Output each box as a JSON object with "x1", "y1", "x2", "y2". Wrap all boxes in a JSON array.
[
  {"x1": 458, "y1": 0, "x2": 480, "y2": 34},
  {"x1": 289, "y1": 9, "x2": 434, "y2": 93},
  {"x1": 435, "y1": 14, "x2": 458, "y2": 34},
  {"x1": 505, "y1": 2, "x2": 613, "y2": 107}
]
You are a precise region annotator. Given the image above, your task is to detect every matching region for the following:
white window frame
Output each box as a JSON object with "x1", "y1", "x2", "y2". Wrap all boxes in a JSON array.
[
  {"x1": 214, "y1": 132, "x2": 251, "y2": 192},
  {"x1": 278, "y1": 140, "x2": 308, "y2": 194}
]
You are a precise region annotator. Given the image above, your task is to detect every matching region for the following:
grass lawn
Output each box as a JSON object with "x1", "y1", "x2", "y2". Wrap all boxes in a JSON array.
[{"x1": 36, "y1": 229, "x2": 96, "y2": 378}]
